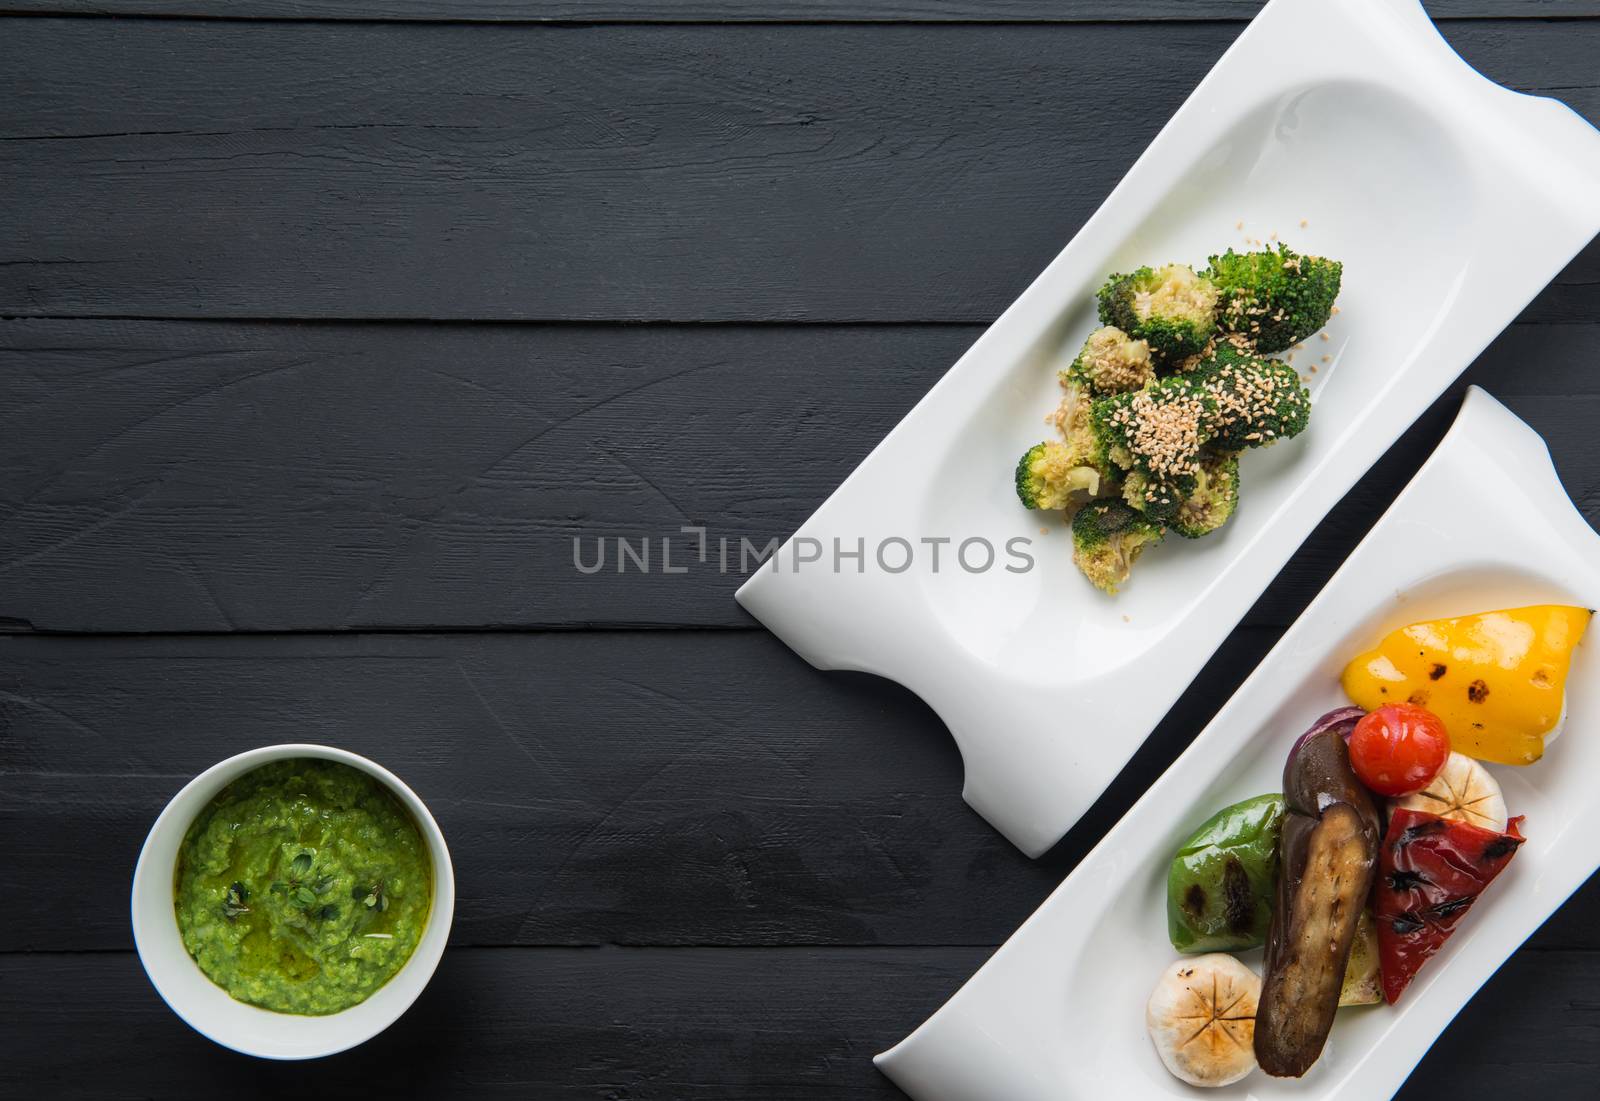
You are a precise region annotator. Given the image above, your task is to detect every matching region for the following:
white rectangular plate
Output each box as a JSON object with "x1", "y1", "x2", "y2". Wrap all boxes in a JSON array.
[
  {"x1": 875, "y1": 388, "x2": 1600, "y2": 1100},
  {"x1": 735, "y1": 0, "x2": 1600, "y2": 856}
]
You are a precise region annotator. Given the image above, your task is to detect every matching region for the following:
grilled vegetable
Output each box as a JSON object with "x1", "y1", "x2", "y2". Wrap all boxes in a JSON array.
[
  {"x1": 1348, "y1": 703, "x2": 1450, "y2": 797},
  {"x1": 1167, "y1": 794, "x2": 1284, "y2": 953},
  {"x1": 1342, "y1": 604, "x2": 1592, "y2": 765},
  {"x1": 1374, "y1": 809, "x2": 1525, "y2": 1004},
  {"x1": 1338, "y1": 909, "x2": 1382, "y2": 1007},
  {"x1": 1391, "y1": 751, "x2": 1507, "y2": 833},
  {"x1": 1254, "y1": 717, "x2": 1381, "y2": 1078},
  {"x1": 1146, "y1": 954, "x2": 1261, "y2": 1087}
]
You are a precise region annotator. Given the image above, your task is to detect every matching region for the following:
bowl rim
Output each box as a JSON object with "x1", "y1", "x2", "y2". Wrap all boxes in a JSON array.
[{"x1": 130, "y1": 743, "x2": 455, "y2": 1059}]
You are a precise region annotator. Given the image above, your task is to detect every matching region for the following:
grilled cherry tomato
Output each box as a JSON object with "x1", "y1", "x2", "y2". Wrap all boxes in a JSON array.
[{"x1": 1348, "y1": 703, "x2": 1450, "y2": 797}]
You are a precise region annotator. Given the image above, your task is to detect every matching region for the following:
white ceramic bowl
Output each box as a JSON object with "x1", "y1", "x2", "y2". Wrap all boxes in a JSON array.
[{"x1": 130, "y1": 744, "x2": 455, "y2": 1059}]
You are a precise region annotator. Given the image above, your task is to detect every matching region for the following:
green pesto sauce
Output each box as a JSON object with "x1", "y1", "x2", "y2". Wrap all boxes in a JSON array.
[{"x1": 174, "y1": 759, "x2": 432, "y2": 1015}]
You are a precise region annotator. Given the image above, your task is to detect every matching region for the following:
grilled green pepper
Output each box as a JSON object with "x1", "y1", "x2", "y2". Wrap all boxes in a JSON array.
[{"x1": 1167, "y1": 793, "x2": 1284, "y2": 952}]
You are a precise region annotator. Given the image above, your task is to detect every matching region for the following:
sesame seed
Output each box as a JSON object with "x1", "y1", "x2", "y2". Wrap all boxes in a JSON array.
[
  {"x1": 1320, "y1": 332, "x2": 1330, "y2": 341},
  {"x1": 1331, "y1": 305, "x2": 1341, "y2": 315},
  {"x1": 1269, "y1": 231, "x2": 1278, "y2": 241},
  {"x1": 1114, "y1": 388, "x2": 1210, "y2": 478},
  {"x1": 1040, "y1": 528, "x2": 1049, "y2": 535},
  {"x1": 1310, "y1": 365, "x2": 1319, "y2": 373},
  {"x1": 1299, "y1": 218, "x2": 1309, "y2": 228},
  {"x1": 1321, "y1": 355, "x2": 1331, "y2": 364},
  {"x1": 1235, "y1": 219, "x2": 1244, "y2": 230},
  {"x1": 1122, "y1": 614, "x2": 1131, "y2": 623}
]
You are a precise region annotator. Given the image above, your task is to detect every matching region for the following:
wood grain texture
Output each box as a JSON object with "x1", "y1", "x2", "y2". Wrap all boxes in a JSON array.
[
  {"x1": 5, "y1": 628, "x2": 1597, "y2": 954},
  {"x1": 3, "y1": 1, "x2": 1597, "y2": 23},
  {"x1": 5, "y1": 319, "x2": 1600, "y2": 633},
  {"x1": 2, "y1": 946, "x2": 1597, "y2": 1099},
  {"x1": 0, "y1": 627, "x2": 1280, "y2": 950},
  {"x1": 3, "y1": 19, "x2": 1598, "y2": 321},
  {"x1": 2, "y1": 9, "x2": 1597, "y2": 1100}
]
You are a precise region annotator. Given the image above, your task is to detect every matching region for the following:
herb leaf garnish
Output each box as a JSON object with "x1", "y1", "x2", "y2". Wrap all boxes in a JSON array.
[
  {"x1": 276, "y1": 852, "x2": 341, "y2": 916},
  {"x1": 221, "y1": 882, "x2": 251, "y2": 920},
  {"x1": 354, "y1": 880, "x2": 388, "y2": 912}
]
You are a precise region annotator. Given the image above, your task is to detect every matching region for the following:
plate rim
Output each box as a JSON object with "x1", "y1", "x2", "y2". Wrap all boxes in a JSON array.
[
  {"x1": 736, "y1": 0, "x2": 1600, "y2": 857},
  {"x1": 874, "y1": 385, "x2": 1600, "y2": 1100}
]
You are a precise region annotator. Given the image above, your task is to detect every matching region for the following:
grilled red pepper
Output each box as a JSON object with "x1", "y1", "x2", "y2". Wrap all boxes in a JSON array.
[{"x1": 1373, "y1": 808, "x2": 1525, "y2": 1004}]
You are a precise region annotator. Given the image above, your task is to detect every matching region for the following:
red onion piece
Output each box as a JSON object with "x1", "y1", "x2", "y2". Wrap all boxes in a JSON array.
[{"x1": 1288, "y1": 706, "x2": 1367, "y2": 762}]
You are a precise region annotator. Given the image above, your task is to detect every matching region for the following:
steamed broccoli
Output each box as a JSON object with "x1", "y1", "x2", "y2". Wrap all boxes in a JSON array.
[
  {"x1": 1052, "y1": 378, "x2": 1120, "y2": 481},
  {"x1": 1189, "y1": 343, "x2": 1311, "y2": 450},
  {"x1": 1063, "y1": 325, "x2": 1155, "y2": 395},
  {"x1": 1092, "y1": 375, "x2": 1217, "y2": 487},
  {"x1": 1119, "y1": 468, "x2": 1181, "y2": 525},
  {"x1": 1051, "y1": 378, "x2": 1094, "y2": 447},
  {"x1": 1015, "y1": 243, "x2": 1340, "y2": 593},
  {"x1": 1014, "y1": 440, "x2": 1103, "y2": 510},
  {"x1": 1071, "y1": 499, "x2": 1165, "y2": 594},
  {"x1": 1205, "y1": 244, "x2": 1341, "y2": 353},
  {"x1": 1096, "y1": 264, "x2": 1219, "y2": 362},
  {"x1": 1171, "y1": 450, "x2": 1240, "y2": 538}
]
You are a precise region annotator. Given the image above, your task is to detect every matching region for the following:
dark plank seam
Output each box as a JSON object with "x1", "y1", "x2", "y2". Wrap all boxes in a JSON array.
[
  {"x1": 0, "y1": 315, "x2": 995, "y2": 329},
  {"x1": 1, "y1": 10, "x2": 1598, "y2": 25},
  {"x1": 1, "y1": 315, "x2": 1595, "y2": 328},
  {"x1": 0, "y1": 624, "x2": 774, "y2": 637}
]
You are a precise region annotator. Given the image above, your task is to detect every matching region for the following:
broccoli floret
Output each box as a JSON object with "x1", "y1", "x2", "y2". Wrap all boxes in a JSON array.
[
  {"x1": 1189, "y1": 343, "x2": 1311, "y2": 450},
  {"x1": 1051, "y1": 380, "x2": 1120, "y2": 483},
  {"x1": 1092, "y1": 375, "x2": 1217, "y2": 488},
  {"x1": 1205, "y1": 244, "x2": 1341, "y2": 353},
  {"x1": 1097, "y1": 264, "x2": 1219, "y2": 362},
  {"x1": 1063, "y1": 325, "x2": 1155, "y2": 395},
  {"x1": 1120, "y1": 468, "x2": 1183, "y2": 525},
  {"x1": 1071, "y1": 499, "x2": 1165, "y2": 594},
  {"x1": 1015, "y1": 440, "x2": 1103, "y2": 510},
  {"x1": 1050, "y1": 378, "x2": 1095, "y2": 444},
  {"x1": 1171, "y1": 450, "x2": 1240, "y2": 538}
]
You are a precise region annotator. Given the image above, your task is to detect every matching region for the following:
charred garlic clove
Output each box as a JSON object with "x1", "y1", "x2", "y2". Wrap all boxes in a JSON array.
[{"x1": 1146, "y1": 953, "x2": 1261, "y2": 1088}]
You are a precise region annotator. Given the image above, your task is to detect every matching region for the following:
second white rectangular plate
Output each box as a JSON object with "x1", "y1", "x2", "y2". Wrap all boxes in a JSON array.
[
  {"x1": 736, "y1": 0, "x2": 1600, "y2": 857},
  {"x1": 875, "y1": 388, "x2": 1600, "y2": 1100}
]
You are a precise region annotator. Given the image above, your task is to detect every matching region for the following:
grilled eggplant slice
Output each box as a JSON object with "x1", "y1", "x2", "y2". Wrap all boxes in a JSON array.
[{"x1": 1254, "y1": 723, "x2": 1381, "y2": 1078}]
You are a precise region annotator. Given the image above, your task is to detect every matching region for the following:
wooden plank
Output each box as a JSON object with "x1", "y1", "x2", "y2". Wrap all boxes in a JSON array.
[
  {"x1": 0, "y1": 627, "x2": 1285, "y2": 950},
  {"x1": 2, "y1": 946, "x2": 1597, "y2": 1098},
  {"x1": 0, "y1": 947, "x2": 986, "y2": 1099},
  {"x1": 3, "y1": 2, "x2": 1596, "y2": 24},
  {"x1": 5, "y1": 628, "x2": 1597, "y2": 952},
  {"x1": 0, "y1": 627, "x2": 1111, "y2": 951},
  {"x1": 3, "y1": 20, "x2": 1597, "y2": 322},
  {"x1": 5, "y1": 319, "x2": 1600, "y2": 633}
]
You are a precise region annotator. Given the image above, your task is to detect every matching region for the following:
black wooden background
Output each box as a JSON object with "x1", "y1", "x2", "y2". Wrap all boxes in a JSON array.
[{"x1": 3, "y1": 2, "x2": 1599, "y2": 1098}]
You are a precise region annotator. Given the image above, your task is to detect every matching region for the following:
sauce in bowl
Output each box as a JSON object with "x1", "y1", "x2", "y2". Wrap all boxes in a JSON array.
[{"x1": 173, "y1": 759, "x2": 432, "y2": 1015}]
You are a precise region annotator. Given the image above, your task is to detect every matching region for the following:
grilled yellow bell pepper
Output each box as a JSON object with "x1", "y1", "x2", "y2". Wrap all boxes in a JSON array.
[{"x1": 1342, "y1": 605, "x2": 1591, "y2": 766}]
